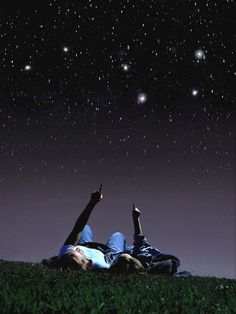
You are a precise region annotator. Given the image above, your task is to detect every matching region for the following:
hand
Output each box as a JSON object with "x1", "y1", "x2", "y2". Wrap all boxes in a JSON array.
[
  {"x1": 90, "y1": 185, "x2": 103, "y2": 204},
  {"x1": 132, "y1": 203, "x2": 141, "y2": 218}
]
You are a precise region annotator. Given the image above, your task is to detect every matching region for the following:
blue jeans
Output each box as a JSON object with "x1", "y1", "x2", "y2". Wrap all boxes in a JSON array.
[{"x1": 78, "y1": 225, "x2": 126, "y2": 264}]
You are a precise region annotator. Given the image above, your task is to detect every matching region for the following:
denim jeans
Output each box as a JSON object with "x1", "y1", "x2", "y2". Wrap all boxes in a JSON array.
[{"x1": 78, "y1": 225, "x2": 127, "y2": 265}]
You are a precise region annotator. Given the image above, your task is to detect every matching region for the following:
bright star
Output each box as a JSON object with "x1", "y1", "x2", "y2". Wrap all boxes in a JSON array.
[
  {"x1": 137, "y1": 92, "x2": 147, "y2": 104},
  {"x1": 192, "y1": 89, "x2": 199, "y2": 96},
  {"x1": 122, "y1": 64, "x2": 129, "y2": 71},
  {"x1": 194, "y1": 49, "x2": 205, "y2": 60},
  {"x1": 63, "y1": 46, "x2": 69, "y2": 52},
  {"x1": 24, "y1": 65, "x2": 32, "y2": 71}
]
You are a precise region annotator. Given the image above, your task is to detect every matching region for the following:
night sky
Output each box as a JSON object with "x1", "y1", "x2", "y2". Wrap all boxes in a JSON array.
[{"x1": 0, "y1": 1, "x2": 235, "y2": 278}]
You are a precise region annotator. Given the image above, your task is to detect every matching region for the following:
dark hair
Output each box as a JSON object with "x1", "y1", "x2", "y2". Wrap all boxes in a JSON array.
[
  {"x1": 42, "y1": 253, "x2": 84, "y2": 271},
  {"x1": 57, "y1": 253, "x2": 84, "y2": 270},
  {"x1": 110, "y1": 254, "x2": 145, "y2": 274}
]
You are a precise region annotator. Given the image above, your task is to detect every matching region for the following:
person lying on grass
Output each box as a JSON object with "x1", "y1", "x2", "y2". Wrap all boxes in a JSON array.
[
  {"x1": 105, "y1": 205, "x2": 181, "y2": 275},
  {"x1": 125, "y1": 204, "x2": 180, "y2": 275},
  {"x1": 43, "y1": 185, "x2": 143, "y2": 272}
]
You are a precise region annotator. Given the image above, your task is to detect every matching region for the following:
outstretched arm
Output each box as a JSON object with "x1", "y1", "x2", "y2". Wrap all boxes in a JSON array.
[
  {"x1": 64, "y1": 185, "x2": 103, "y2": 245},
  {"x1": 132, "y1": 203, "x2": 142, "y2": 235}
]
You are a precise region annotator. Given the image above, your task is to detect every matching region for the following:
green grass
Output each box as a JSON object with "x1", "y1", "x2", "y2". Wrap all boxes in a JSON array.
[{"x1": 0, "y1": 260, "x2": 235, "y2": 313}]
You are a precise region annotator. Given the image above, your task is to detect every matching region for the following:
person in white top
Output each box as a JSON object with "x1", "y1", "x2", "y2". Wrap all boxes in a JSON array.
[{"x1": 57, "y1": 185, "x2": 130, "y2": 271}]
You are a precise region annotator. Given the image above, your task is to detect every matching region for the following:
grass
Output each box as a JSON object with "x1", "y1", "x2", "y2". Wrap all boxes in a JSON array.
[{"x1": 0, "y1": 260, "x2": 235, "y2": 313}]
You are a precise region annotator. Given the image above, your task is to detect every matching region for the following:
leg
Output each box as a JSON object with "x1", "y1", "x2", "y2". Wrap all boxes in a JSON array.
[
  {"x1": 77, "y1": 225, "x2": 95, "y2": 245},
  {"x1": 106, "y1": 232, "x2": 126, "y2": 253}
]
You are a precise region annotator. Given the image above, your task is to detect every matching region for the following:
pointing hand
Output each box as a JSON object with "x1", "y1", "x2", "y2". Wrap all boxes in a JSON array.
[
  {"x1": 132, "y1": 203, "x2": 141, "y2": 218},
  {"x1": 90, "y1": 184, "x2": 103, "y2": 204}
]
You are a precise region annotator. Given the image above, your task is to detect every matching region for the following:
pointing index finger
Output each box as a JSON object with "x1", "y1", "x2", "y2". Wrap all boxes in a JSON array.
[{"x1": 99, "y1": 184, "x2": 103, "y2": 192}]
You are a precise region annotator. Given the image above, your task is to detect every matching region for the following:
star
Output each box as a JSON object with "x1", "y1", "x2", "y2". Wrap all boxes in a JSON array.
[
  {"x1": 194, "y1": 49, "x2": 205, "y2": 60},
  {"x1": 137, "y1": 92, "x2": 147, "y2": 104},
  {"x1": 24, "y1": 64, "x2": 32, "y2": 71},
  {"x1": 122, "y1": 64, "x2": 129, "y2": 71},
  {"x1": 192, "y1": 89, "x2": 199, "y2": 96},
  {"x1": 63, "y1": 46, "x2": 69, "y2": 52}
]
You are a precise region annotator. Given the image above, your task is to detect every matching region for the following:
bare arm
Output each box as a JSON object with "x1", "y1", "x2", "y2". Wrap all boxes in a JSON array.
[
  {"x1": 64, "y1": 186, "x2": 103, "y2": 245},
  {"x1": 132, "y1": 203, "x2": 142, "y2": 235}
]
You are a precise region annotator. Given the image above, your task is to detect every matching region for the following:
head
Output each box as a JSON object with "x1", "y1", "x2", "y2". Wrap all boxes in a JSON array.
[
  {"x1": 110, "y1": 253, "x2": 145, "y2": 274},
  {"x1": 57, "y1": 250, "x2": 92, "y2": 271}
]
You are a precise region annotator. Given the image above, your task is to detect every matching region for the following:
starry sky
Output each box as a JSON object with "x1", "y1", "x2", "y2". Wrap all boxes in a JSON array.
[{"x1": 0, "y1": 1, "x2": 235, "y2": 278}]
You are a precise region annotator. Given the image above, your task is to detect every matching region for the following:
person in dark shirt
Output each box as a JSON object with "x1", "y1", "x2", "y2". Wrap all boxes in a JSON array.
[{"x1": 124, "y1": 204, "x2": 180, "y2": 275}]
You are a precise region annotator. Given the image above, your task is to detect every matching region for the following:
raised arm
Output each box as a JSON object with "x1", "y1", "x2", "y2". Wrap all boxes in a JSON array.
[
  {"x1": 64, "y1": 186, "x2": 103, "y2": 245},
  {"x1": 132, "y1": 203, "x2": 142, "y2": 235}
]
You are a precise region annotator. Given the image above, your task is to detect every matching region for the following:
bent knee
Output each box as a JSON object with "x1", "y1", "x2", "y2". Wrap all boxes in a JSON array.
[{"x1": 112, "y1": 232, "x2": 125, "y2": 239}]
